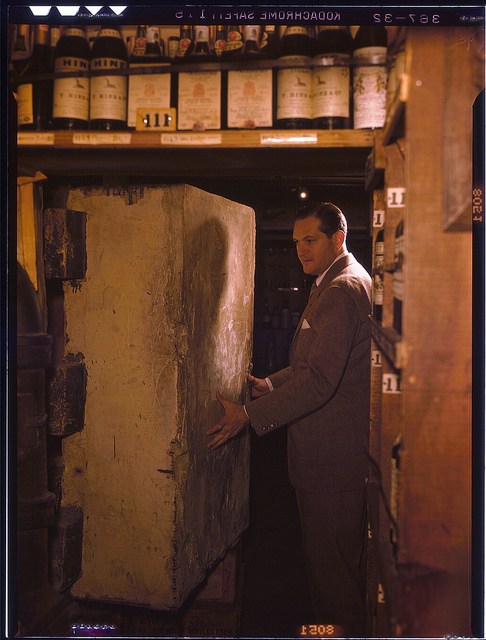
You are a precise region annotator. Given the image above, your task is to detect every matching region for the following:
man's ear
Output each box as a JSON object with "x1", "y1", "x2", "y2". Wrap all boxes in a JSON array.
[{"x1": 333, "y1": 230, "x2": 345, "y2": 252}]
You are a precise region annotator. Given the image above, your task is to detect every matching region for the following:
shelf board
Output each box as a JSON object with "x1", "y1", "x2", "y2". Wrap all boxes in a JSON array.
[
  {"x1": 16, "y1": 129, "x2": 375, "y2": 178},
  {"x1": 18, "y1": 129, "x2": 374, "y2": 150}
]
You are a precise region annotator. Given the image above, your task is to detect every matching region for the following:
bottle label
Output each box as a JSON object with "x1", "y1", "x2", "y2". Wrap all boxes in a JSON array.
[
  {"x1": 194, "y1": 26, "x2": 210, "y2": 42},
  {"x1": 277, "y1": 67, "x2": 312, "y2": 120},
  {"x1": 98, "y1": 28, "x2": 122, "y2": 40},
  {"x1": 177, "y1": 71, "x2": 221, "y2": 131},
  {"x1": 127, "y1": 73, "x2": 171, "y2": 128},
  {"x1": 55, "y1": 56, "x2": 89, "y2": 73},
  {"x1": 146, "y1": 26, "x2": 160, "y2": 44},
  {"x1": 312, "y1": 66, "x2": 349, "y2": 118},
  {"x1": 90, "y1": 74, "x2": 127, "y2": 121},
  {"x1": 176, "y1": 37, "x2": 192, "y2": 57},
  {"x1": 169, "y1": 37, "x2": 180, "y2": 59},
  {"x1": 227, "y1": 69, "x2": 273, "y2": 129},
  {"x1": 226, "y1": 29, "x2": 243, "y2": 51},
  {"x1": 374, "y1": 241, "x2": 384, "y2": 266},
  {"x1": 132, "y1": 35, "x2": 147, "y2": 57},
  {"x1": 243, "y1": 25, "x2": 259, "y2": 41},
  {"x1": 17, "y1": 83, "x2": 34, "y2": 125},
  {"x1": 284, "y1": 26, "x2": 309, "y2": 36},
  {"x1": 53, "y1": 76, "x2": 90, "y2": 120},
  {"x1": 214, "y1": 36, "x2": 226, "y2": 57},
  {"x1": 354, "y1": 45, "x2": 387, "y2": 65},
  {"x1": 373, "y1": 276, "x2": 384, "y2": 304},
  {"x1": 91, "y1": 57, "x2": 127, "y2": 71},
  {"x1": 62, "y1": 27, "x2": 86, "y2": 39},
  {"x1": 353, "y1": 65, "x2": 387, "y2": 129}
]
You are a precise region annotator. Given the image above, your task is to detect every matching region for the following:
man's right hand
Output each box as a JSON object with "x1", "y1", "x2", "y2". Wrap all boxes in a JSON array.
[{"x1": 248, "y1": 374, "x2": 270, "y2": 398}]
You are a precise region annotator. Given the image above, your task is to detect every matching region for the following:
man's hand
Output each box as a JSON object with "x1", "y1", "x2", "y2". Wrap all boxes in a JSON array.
[
  {"x1": 248, "y1": 374, "x2": 270, "y2": 398},
  {"x1": 207, "y1": 391, "x2": 250, "y2": 450}
]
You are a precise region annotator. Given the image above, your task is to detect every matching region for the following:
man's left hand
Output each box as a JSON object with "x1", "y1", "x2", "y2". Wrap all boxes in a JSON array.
[{"x1": 207, "y1": 391, "x2": 250, "y2": 450}]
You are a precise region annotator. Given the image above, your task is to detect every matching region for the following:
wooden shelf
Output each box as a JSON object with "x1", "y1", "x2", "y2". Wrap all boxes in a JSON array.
[
  {"x1": 16, "y1": 129, "x2": 375, "y2": 178},
  {"x1": 18, "y1": 129, "x2": 374, "y2": 150},
  {"x1": 369, "y1": 316, "x2": 405, "y2": 369},
  {"x1": 365, "y1": 130, "x2": 385, "y2": 191},
  {"x1": 383, "y1": 74, "x2": 410, "y2": 146}
]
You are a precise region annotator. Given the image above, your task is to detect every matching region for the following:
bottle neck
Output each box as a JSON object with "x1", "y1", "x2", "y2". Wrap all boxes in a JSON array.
[{"x1": 34, "y1": 25, "x2": 50, "y2": 47}]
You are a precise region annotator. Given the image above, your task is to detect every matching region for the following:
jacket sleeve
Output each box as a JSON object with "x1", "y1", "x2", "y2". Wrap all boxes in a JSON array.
[{"x1": 246, "y1": 286, "x2": 360, "y2": 435}]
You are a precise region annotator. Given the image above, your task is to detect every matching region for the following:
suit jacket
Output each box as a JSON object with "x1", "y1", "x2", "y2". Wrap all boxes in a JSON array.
[{"x1": 246, "y1": 253, "x2": 372, "y2": 492}]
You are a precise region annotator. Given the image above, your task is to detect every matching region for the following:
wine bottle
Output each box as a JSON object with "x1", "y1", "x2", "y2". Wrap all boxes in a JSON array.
[
  {"x1": 168, "y1": 35, "x2": 180, "y2": 61},
  {"x1": 223, "y1": 26, "x2": 244, "y2": 60},
  {"x1": 131, "y1": 24, "x2": 147, "y2": 59},
  {"x1": 260, "y1": 25, "x2": 279, "y2": 59},
  {"x1": 352, "y1": 25, "x2": 388, "y2": 130},
  {"x1": 52, "y1": 26, "x2": 90, "y2": 130},
  {"x1": 392, "y1": 219, "x2": 403, "y2": 334},
  {"x1": 17, "y1": 24, "x2": 53, "y2": 130},
  {"x1": 213, "y1": 25, "x2": 227, "y2": 58},
  {"x1": 187, "y1": 25, "x2": 215, "y2": 62},
  {"x1": 373, "y1": 228, "x2": 384, "y2": 322},
  {"x1": 312, "y1": 26, "x2": 352, "y2": 130},
  {"x1": 241, "y1": 25, "x2": 261, "y2": 60},
  {"x1": 128, "y1": 25, "x2": 170, "y2": 129},
  {"x1": 175, "y1": 25, "x2": 193, "y2": 62},
  {"x1": 90, "y1": 26, "x2": 128, "y2": 130},
  {"x1": 275, "y1": 26, "x2": 313, "y2": 129},
  {"x1": 49, "y1": 25, "x2": 60, "y2": 65},
  {"x1": 129, "y1": 25, "x2": 167, "y2": 64},
  {"x1": 279, "y1": 25, "x2": 312, "y2": 57},
  {"x1": 11, "y1": 24, "x2": 32, "y2": 79}
]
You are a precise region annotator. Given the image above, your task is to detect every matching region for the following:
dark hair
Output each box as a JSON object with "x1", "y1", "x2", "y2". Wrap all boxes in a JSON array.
[{"x1": 295, "y1": 202, "x2": 348, "y2": 239}]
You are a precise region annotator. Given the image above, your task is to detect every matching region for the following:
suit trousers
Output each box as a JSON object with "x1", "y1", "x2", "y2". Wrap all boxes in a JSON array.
[{"x1": 295, "y1": 486, "x2": 368, "y2": 638}]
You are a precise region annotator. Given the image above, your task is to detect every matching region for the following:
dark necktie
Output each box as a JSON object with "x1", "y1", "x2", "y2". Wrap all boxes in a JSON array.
[{"x1": 309, "y1": 280, "x2": 318, "y2": 302}]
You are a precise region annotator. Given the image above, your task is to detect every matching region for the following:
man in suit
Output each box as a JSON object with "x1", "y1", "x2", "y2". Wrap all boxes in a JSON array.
[{"x1": 207, "y1": 202, "x2": 372, "y2": 637}]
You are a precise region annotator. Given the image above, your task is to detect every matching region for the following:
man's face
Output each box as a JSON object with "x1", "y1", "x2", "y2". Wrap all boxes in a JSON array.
[{"x1": 293, "y1": 215, "x2": 338, "y2": 276}]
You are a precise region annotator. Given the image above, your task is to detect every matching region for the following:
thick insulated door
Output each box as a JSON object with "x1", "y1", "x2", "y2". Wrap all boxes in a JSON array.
[{"x1": 59, "y1": 184, "x2": 254, "y2": 609}]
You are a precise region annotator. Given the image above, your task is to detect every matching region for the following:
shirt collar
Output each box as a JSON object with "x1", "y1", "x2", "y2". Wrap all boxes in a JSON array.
[{"x1": 315, "y1": 250, "x2": 349, "y2": 288}]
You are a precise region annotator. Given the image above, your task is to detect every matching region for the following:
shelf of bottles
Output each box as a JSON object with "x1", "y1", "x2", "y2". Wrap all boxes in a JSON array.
[
  {"x1": 369, "y1": 191, "x2": 405, "y2": 370},
  {"x1": 253, "y1": 233, "x2": 314, "y2": 377},
  {"x1": 11, "y1": 23, "x2": 391, "y2": 146},
  {"x1": 368, "y1": 32, "x2": 407, "y2": 371}
]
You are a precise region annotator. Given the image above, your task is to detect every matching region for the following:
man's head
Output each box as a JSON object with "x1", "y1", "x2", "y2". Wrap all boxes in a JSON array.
[{"x1": 293, "y1": 202, "x2": 348, "y2": 276}]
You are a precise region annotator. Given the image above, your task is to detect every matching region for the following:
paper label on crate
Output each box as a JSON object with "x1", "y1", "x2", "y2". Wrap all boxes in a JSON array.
[
  {"x1": 260, "y1": 133, "x2": 317, "y2": 145},
  {"x1": 177, "y1": 71, "x2": 221, "y2": 131},
  {"x1": 160, "y1": 133, "x2": 222, "y2": 145},
  {"x1": 387, "y1": 187, "x2": 406, "y2": 208},
  {"x1": 227, "y1": 69, "x2": 273, "y2": 129},
  {"x1": 128, "y1": 73, "x2": 171, "y2": 128},
  {"x1": 373, "y1": 209, "x2": 385, "y2": 227},
  {"x1": 383, "y1": 373, "x2": 401, "y2": 394},
  {"x1": 72, "y1": 133, "x2": 132, "y2": 145},
  {"x1": 18, "y1": 132, "x2": 55, "y2": 145},
  {"x1": 371, "y1": 350, "x2": 383, "y2": 367}
]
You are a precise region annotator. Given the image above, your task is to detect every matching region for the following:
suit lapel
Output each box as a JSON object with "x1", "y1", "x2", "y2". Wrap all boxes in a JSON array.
[{"x1": 289, "y1": 253, "x2": 355, "y2": 359}]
